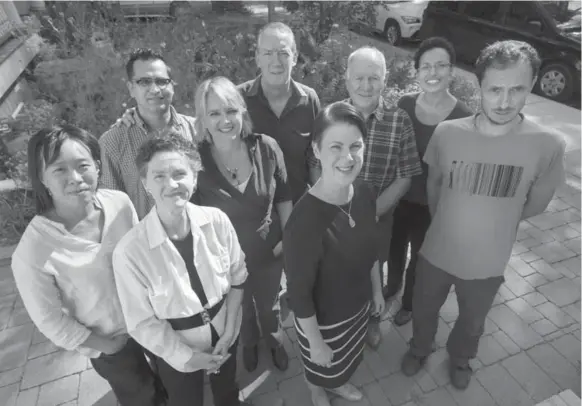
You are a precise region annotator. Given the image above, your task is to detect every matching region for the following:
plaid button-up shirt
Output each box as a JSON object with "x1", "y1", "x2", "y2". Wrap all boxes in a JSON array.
[
  {"x1": 347, "y1": 97, "x2": 422, "y2": 197},
  {"x1": 99, "y1": 106, "x2": 197, "y2": 219}
]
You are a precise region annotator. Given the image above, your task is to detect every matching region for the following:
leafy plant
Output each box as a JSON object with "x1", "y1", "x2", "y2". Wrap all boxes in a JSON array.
[
  {"x1": 287, "y1": 1, "x2": 378, "y2": 45},
  {"x1": 29, "y1": 3, "x2": 480, "y2": 137},
  {"x1": 1, "y1": 2, "x2": 481, "y2": 243},
  {"x1": 0, "y1": 189, "x2": 35, "y2": 246}
]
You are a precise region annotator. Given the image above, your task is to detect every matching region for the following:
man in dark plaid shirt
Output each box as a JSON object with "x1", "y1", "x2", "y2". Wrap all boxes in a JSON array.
[{"x1": 345, "y1": 47, "x2": 422, "y2": 349}]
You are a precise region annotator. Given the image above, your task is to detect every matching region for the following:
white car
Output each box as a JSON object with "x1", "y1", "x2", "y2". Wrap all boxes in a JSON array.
[{"x1": 374, "y1": 1, "x2": 428, "y2": 45}]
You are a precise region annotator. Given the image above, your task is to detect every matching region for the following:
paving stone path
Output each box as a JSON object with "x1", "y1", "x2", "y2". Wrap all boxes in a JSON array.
[{"x1": 0, "y1": 180, "x2": 580, "y2": 406}]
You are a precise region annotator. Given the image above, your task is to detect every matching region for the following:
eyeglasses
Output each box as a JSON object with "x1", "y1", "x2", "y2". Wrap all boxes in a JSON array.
[
  {"x1": 133, "y1": 77, "x2": 174, "y2": 89},
  {"x1": 418, "y1": 63, "x2": 452, "y2": 74},
  {"x1": 259, "y1": 48, "x2": 293, "y2": 58}
]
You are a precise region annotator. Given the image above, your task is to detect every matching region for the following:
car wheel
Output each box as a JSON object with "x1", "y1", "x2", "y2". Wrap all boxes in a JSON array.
[
  {"x1": 535, "y1": 62, "x2": 575, "y2": 102},
  {"x1": 383, "y1": 19, "x2": 401, "y2": 45}
]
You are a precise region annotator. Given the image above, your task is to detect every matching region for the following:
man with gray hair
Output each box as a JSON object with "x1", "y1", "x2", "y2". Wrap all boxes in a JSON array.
[
  {"x1": 239, "y1": 22, "x2": 321, "y2": 205},
  {"x1": 401, "y1": 40, "x2": 565, "y2": 390},
  {"x1": 337, "y1": 46, "x2": 422, "y2": 349}
]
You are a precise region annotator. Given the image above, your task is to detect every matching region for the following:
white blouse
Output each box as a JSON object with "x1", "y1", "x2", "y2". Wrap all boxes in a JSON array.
[
  {"x1": 11, "y1": 189, "x2": 138, "y2": 358},
  {"x1": 112, "y1": 203, "x2": 248, "y2": 373}
]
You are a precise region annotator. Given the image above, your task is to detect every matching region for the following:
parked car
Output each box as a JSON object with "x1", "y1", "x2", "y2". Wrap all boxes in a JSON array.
[
  {"x1": 373, "y1": 1, "x2": 428, "y2": 45},
  {"x1": 116, "y1": 1, "x2": 193, "y2": 18},
  {"x1": 419, "y1": 1, "x2": 581, "y2": 102}
]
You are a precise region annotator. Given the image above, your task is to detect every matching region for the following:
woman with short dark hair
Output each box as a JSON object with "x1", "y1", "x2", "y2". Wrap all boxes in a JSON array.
[
  {"x1": 112, "y1": 133, "x2": 250, "y2": 406},
  {"x1": 12, "y1": 125, "x2": 161, "y2": 406},
  {"x1": 283, "y1": 102, "x2": 385, "y2": 406},
  {"x1": 387, "y1": 37, "x2": 473, "y2": 326}
]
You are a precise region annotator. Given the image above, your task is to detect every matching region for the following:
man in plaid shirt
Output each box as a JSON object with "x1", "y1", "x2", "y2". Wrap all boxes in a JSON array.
[
  {"x1": 99, "y1": 48, "x2": 196, "y2": 220},
  {"x1": 344, "y1": 47, "x2": 422, "y2": 349}
]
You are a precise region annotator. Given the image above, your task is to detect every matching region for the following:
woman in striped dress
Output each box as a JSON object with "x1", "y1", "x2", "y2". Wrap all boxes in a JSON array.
[{"x1": 283, "y1": 102, "x2": 386, "y2": 406}]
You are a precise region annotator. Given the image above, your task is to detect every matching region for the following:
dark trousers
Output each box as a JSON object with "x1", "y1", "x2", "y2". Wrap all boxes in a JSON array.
[
  {"x1": 388, "y1": 201, "x2": 431, "y2": 311},
  {"x1": 90, "y1": 337, "x2": 160, "y2": 406},
  {"x1": 370, "y1": 209, "x2": 394, "y2": 325},
  {"x1": 241, "y1": 258, "x2": 283, "y2": 349},
  {"x1": 155, "y1": 325, "x2": 241, "y2": 406},
  {"x1": 410, "y1": 256, "x2": 504, "y2": 365}
]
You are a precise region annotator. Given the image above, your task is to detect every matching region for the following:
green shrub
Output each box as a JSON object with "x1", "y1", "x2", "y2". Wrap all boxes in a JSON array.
[
  {"x1": 1, "y1": 4, "x2": 481, "y2": 243},
  {"x1": 0, "y1": 189, "x2": 35, "y2": 246},
  {"x1": 0, "y1": 101, "x2": 54, "y2": 244},
  {"x1": 29, "y1": 4, "x2": 480, "y2": 138}
]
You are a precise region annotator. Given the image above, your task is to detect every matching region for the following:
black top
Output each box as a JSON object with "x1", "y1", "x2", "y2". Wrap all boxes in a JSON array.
[
  {"x1": 283, "y1": 180, "x2": 378, "y2": 325},
  {"x1": 193, "y1": 133, "x2": 292, "y2": 268},
  {"x1": 398, "y1": 92, "x2": 473, "y2": 205},
  {"x1": 238, "y1": 77, "x2": 321, "y2": 203},
  {"x1": 170, "y1": 233, "x2": 209, "y2": 306}
]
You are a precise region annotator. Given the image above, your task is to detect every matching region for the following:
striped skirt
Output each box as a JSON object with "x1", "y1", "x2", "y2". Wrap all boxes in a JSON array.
[{"x1": 295, "y1": 302, "x2": 370, "y2": 388}]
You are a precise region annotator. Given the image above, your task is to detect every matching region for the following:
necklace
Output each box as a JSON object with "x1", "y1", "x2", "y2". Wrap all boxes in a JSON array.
[
  {"x1": 336, "y1": 200, "x2": 356, "y2": 228},
  {"x1": 211, "y1": 143, "x2": 241, "y2": 184},
  {"x1": 224, "y1": 165, "x2": 238, "y2": 181}
]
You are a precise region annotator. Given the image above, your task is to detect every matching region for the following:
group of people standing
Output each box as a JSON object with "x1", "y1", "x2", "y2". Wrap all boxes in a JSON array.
[{"x1": 11, "y1": 20, "x2": 565, "y2": 406}]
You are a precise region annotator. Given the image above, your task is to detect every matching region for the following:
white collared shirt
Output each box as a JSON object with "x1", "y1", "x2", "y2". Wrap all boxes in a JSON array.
[
  {"x1": 112, "y1": 203, "x2": 248, "y2": 372},
  {"x1": 11, "y1": 189, "x2": 137, "y2": 358}
]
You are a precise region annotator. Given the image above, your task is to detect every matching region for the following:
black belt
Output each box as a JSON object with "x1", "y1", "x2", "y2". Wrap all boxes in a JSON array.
[{"x1": 168, "y1": 296, "x2": 226, "y2": 331}]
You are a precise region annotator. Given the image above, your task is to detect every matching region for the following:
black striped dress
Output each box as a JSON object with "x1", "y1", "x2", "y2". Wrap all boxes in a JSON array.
[{"x1": 283, "y1": 181, "x2": 379, "y2": 388}]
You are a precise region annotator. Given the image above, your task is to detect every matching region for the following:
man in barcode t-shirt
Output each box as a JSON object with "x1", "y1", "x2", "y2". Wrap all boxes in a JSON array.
[{"x1": 401, "y1": 40, "x2": 565, "y2": 390}]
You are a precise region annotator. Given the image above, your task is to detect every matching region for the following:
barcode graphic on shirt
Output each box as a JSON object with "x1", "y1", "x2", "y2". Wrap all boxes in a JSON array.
[{"x1": 448, "y1": 161, "x2": 524, "y2": 198}]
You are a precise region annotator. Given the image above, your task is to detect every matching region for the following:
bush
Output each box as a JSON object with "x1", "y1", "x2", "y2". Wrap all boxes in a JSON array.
[
  {"x1": 29, "y1": 4, "x2": 480, "y2": 138},
  {"x1": 30, "y1": 5, "x2": 261, "y2": 136},
  {"x1": 0, "y1": 101, "x2": 54, "y2": 244},
  {"x1": 0, "y1": 99, "x2": 56, "y2": 186},
  {"x1": 1, "y1": 4, "x2": 481, "y2": 242},
  {"x1": 0, "y1": 189, "x2": 35, "y2": 246}
]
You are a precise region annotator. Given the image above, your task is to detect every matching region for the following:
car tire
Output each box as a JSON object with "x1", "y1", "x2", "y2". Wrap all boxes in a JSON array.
[
  {"x1": 383, "y1": 19, "x2": 401, "y2": 45},
  {"x1": 534, "y1": 62, "x2": 575, "y2": 102}
]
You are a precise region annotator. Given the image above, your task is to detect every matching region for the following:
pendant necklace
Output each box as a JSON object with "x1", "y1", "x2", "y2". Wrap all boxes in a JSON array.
[
  {"x1": 224, "y1": 166, "x2": 239, "y2": 182},
  {"x1": 337, "y1": 200, "x2": 356, "y2": 228},
  {"x1": 212, "y1": 145, "x2": 240, "y2": 185}
]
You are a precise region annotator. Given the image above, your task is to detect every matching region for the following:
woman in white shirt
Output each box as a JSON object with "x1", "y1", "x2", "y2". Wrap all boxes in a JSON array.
[
  {"x1": 112, "y1": 133, "x2": 250, "y2": 406},
  {"x1": 11, "y1": 125, "x2": 161, "y2": 406}
]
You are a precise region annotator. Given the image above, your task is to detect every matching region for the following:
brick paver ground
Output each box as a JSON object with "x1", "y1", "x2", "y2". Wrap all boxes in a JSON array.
[{"x1": 0, "y1": 180, "x2": 580, "y2": 406}]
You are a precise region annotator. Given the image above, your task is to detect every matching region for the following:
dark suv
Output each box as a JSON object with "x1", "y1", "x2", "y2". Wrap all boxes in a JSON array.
[{"x1": 419, "y1": 1, "x2": 581, "y2": 102}]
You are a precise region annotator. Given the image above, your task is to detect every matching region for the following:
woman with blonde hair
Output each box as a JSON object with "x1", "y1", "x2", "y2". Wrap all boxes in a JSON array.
[{"x1": 192, "y1": 76, "x2": 293, "y2": 373}]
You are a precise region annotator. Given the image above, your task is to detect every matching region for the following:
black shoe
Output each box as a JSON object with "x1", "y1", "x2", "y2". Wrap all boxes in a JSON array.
[
  {"x1": 401, "y1": 350, "x2": 427, "y2": 377},
  {"x1": 243, "y1": 345, "x2": 258, "y2": 372},
  {"x1": 271, "y1": 345, "x2": 289, "y2": 371}
]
